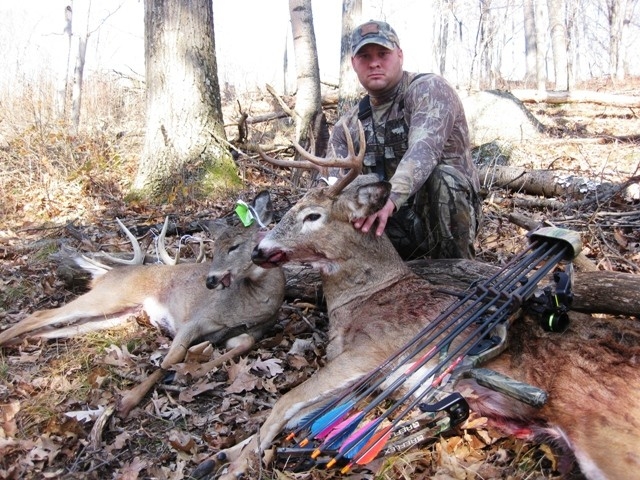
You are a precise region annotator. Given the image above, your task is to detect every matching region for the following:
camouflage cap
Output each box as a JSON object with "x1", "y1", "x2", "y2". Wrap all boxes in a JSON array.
[{"x1": 351, "y1": 20, "x2": 400, "y2": 55}]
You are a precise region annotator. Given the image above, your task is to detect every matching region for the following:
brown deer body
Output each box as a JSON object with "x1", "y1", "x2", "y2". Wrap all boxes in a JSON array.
[
  {"x1": 206, "y1": 137, "x2": 640, "y2": 479},
  {"x1": 0, "y1": 191, "x2": 286, "y2": 417}
]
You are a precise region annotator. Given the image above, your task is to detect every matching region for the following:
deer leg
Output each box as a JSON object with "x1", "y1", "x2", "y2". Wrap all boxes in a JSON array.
[
  {"x1": 118, "y1": 332, "x2": 257, "y2": 418},
  {"x1": 117, "y1": 327, "x2": 196, "y2": 418},
  {"x1": 199, "y1": 333, "x2": 256, "y2": 370},
  {"x1": 0, "y1": 290, "x2": 140, "y2": 346},
  {"x1": 35, "y1": 316, "x2": 136, "y2": 340},
  {"x1": 117, "y1": 368, "x2": 166, "y2": 418}
]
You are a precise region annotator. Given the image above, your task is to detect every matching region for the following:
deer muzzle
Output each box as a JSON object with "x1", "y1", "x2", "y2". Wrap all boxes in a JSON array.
[{"x1": 252, "y1": 245, "x2": 287, "y2": 268}]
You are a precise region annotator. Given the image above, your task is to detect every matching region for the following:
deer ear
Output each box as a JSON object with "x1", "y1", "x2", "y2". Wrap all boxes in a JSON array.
[
  {"x1": 251, "y1": 190, "x2": 274, "y2": 225},
  {"x1": 351, "y1": 181, "x2": 392, "y2": 217}
]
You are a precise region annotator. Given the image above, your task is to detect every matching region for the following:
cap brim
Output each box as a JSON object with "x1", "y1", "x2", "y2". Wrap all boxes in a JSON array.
[{"x1": 352, "y1": 38, "x2": 396, "y2": 55}]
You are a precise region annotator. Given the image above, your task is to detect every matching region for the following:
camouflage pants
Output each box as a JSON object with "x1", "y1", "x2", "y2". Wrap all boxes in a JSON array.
[{"x1": 386, "y1": 165, "x2": 482, "y2": 260}]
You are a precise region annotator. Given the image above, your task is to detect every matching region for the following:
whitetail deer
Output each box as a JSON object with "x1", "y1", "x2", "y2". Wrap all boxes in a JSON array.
[
  {"x1": 198, "y1": 125, "x2": 640, "y2": 480},
  {"x1": 0, "y1": 191, "x2": 286, "y2": 418}
]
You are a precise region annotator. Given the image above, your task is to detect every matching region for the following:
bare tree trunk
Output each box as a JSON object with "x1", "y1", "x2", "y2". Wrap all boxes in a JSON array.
[
  {"x1": 434, "y1": 0, "x2": 450, "y2": 77},
  {"x1": 289, "y1": 0, "x2": 327, "y2": 168},
  {"x1": 534, "y1": 0, "x2": 547, "y2": 91},
  {"x1": 523, "y1": 0, "x2": 538, "y2": 87},
  {"x1": 607, "y1": 0, "x2": 628, "y2": 82},
  {"x1": 71, "y1": 36, "x2": 86, "y2": 132},
  {"x1": 337, "y1": 0, "x2": 362, "y2": 117},
  {"x1": 564, "y1": 0, "x2": 577, "y2": 89},
  {"x1": 58, "y1": 5, "x2": 73, "y2": 119},
  {"x1": 470, "y1": 0, "x2": 491, "y2": 90},
  {"x1": 133, "y1": 0, "x2": 239, "y2": 202},
  {"x1": 546, "y1": 0, "x2": 569, "y2": 90}
]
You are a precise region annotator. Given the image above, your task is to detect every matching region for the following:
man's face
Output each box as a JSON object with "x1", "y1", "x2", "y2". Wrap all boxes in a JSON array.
[{"x1": 351, "y1": 43, "x2": 404, "y2": 95}]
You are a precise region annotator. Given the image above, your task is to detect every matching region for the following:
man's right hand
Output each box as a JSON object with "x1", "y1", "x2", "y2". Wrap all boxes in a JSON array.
[{"x1": 352, "y1": 198, "x2": 396, "y2": 237}]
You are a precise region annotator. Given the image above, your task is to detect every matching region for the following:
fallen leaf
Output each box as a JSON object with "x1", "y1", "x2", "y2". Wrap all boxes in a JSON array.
[
  {"x1": 168, "y1": 430, "x2": 197, "y2": 454},
  {"x1": 64, "y1": 405, "x2": 106, "y2": 423},
  {"x1": 178, "y1": 381, "x2": 223, "y2": 403},
  {"x1": 0, "y1": 400, "x2": 20, "y2": 438},
  {"x1": 252, "y1": 357, "x2": 283, "y2": 377},
  {"x1": 116, "y1": 456, "x2": 147, "y2": 480}
]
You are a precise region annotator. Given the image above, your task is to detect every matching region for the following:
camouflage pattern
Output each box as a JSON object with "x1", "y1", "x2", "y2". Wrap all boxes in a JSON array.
[
  {"x1": 329, "y1": 71, "x2": 482, "y2": 260},
  {"x1": 528, "y1": 226, "x2": 583, "y2": 259},
  {"x1": 465, "y1": 368, "x2": 548, "y2": 407},
  {"x1": 351, "y1": 20, "x2": 400, "y2": 54}
]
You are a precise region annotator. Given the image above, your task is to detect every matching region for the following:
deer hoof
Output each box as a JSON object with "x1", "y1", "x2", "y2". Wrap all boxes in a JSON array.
[{"x1": 190, "y1": 459, "x2": 215, "y2": 479}]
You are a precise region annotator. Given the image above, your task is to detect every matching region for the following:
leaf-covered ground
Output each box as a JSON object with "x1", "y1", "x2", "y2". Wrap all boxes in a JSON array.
[{"x1": 1, "y1": 84, "x2": 639, "y2": 480}]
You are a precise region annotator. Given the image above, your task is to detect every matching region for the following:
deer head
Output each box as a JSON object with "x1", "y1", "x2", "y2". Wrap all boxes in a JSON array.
[
  {"x1": 205, "y1": 190, "x2": 273, "y2": 289},
  {"x1": 253, "y1": 124, "x2": 406, "y2": 307}
]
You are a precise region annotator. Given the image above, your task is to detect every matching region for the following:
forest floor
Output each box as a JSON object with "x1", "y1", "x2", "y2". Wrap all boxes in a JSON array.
[{"x1": 0, "y1": 80, "x2": 639, "y2": 480}]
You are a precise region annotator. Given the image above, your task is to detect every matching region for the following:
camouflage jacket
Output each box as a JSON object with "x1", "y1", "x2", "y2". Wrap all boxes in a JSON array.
[{"x1": 329, "y1": 71, "x2": 480, "y2": 209}]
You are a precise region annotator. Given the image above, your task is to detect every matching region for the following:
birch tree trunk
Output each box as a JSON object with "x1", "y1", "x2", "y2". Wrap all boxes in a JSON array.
[
  {"x1": 133, "y1": 0, "x2": 239, "y2": 202},
  {"x1": 534, "y1": 0, "x2": 547, "y2": 91}
]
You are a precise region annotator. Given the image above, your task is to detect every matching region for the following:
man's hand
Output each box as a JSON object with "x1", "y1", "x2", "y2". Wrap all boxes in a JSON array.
[{"x1": 352, "y1": 199, "x2": 396, "y2": 237}]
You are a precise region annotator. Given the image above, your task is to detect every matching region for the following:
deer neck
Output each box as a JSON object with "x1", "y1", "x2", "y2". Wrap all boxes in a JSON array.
[{"x1": 319, "y1": 236, "x2": 412, "y2": 314}]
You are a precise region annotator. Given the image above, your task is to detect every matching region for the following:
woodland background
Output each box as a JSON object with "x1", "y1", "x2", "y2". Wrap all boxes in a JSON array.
[{"x1": 0, "y1": 0, "x2": 639, "y2": 479}]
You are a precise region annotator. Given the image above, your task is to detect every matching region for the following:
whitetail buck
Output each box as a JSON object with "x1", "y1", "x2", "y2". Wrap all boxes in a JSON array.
[
  {"x1": 0, "y1": 191, "x2": 286, "y2": 418},
  {"x1": 198, "y1": 125, "x2": 640, "y2": 480}
]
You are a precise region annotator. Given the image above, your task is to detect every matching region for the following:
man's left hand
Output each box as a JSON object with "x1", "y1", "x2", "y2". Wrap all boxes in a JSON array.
[{"x1": 352, "y1": 199, "x2": 396, "y2": 237}]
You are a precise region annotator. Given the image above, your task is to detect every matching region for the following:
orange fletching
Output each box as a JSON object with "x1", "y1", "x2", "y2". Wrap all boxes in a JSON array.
[{"x1": 354, "y1": 426, "x2": 393, "y2": 465}]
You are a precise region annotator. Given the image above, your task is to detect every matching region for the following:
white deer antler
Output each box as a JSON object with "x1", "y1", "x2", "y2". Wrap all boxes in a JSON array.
[
  {"x1": 100, "y1": 217, "x2": 205, "y2": 266},
  {"x1": 258, "y1": 121, "x2": 366, "y2": 197}
]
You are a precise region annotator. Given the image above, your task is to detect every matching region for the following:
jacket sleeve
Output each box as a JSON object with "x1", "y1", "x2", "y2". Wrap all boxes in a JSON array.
[{"x1": 388, "y1": 75, "x2": 463, "y2": 209}]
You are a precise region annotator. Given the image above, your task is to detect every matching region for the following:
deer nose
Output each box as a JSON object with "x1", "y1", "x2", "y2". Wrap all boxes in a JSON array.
[
  {"x1": 207, "y1": 271, "x2": 232, "y2": 289},
  {"x1": 251, "y1": 245, "x2": 265, "y2": 263},
  {"x1": 206, "y1": 275, "x2": 219, "y2": 289}
]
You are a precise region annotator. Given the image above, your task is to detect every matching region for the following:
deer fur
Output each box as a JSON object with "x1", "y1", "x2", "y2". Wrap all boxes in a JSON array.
[
  {"x1": 204, "y1": 176, "x2": 640, "y2": 480},
  {"x1": 0, "y1": 191, "x2": 286, "y2": 418}
]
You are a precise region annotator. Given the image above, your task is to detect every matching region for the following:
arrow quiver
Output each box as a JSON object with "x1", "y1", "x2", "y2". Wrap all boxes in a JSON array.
[{"x1": 275, "y1": 227, "x2": 582, "y2": 472}]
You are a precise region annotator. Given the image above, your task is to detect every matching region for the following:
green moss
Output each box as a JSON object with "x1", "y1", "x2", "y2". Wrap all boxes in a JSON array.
[{"x1": 200, "y1": 155, "x2": 242, "y2": 197}]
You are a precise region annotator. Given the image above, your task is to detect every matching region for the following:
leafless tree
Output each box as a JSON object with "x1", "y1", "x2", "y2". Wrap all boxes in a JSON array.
[
  {"x1": 523, "y1": 0, "x2": 538, "y2": 86},
  {"x1": 547, "y1": 0, "x2": 569, "y2": 90},
  {"x1": 288, "y1": 0, "x2": 327, "y2": 161},
  {"x1": 534, "y1": 0, "x2": 547, "y2": 90},
  {"x1": 605, "y1": 0, "x2": 638, "y2": 81},
  {"x1": 337, "y1": 0, "x2": 362, "y2": 117},
  {"x1": 132, "y1": 0, "x2": 238, "y2": 202}
]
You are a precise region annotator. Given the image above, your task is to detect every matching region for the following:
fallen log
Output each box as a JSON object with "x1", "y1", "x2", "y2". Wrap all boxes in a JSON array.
[
  {"x1": 283, "y1": 260, "x2": 640, "y2": 317},
  {"x1": 478, "y1": 164, "x2": 616, "y2": 198},
  {"x1": 510, "y1": 89, "x2": 640, "y2": 108}
]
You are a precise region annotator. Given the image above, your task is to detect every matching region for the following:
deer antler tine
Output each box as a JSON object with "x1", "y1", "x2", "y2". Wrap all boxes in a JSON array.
[
  {"x1": 194, "y1": 239, "x2": 206, "y2": 263},
  {"x1": 157, "y1": 217, "x2": 179, "y2": 265},
  {"x1": 258, "y1": 146, "x2": 320, "y2": 172},
  {"x1": 99, "y1": 218, "x2": 145, "y2": 265},
  {"x1": 326, "y1": 121, "x2": 366, "y2": 197}
]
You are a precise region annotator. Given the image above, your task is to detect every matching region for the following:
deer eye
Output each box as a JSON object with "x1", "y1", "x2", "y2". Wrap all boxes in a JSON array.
[
  {"x1": 228, "y1": 244, "x2": 240, "y2": 253},
  {"x1": 304, "y1": 213, "x2": 321, "y2": 223}
]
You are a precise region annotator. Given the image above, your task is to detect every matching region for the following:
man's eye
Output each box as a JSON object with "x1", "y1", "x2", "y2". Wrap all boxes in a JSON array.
[{"x1": 304, "y1": 213, "x2": 321, "y2": 222}]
